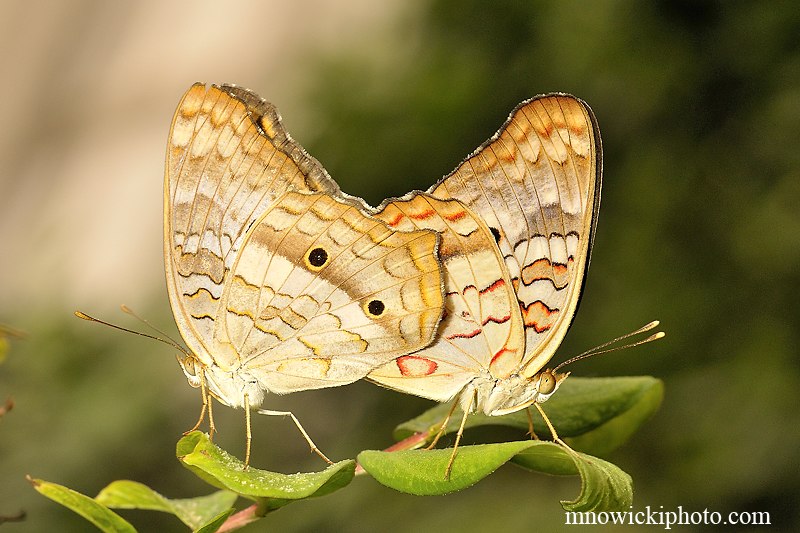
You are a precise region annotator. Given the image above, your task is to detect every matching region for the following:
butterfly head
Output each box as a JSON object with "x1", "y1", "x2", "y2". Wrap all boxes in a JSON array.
[
  {"x1": 177, "y1": 353, "x2": 203, "y2": 388},
  {"x1": 482, "y1": 370, "x2": 570, "y2": 416},
  {"x1": 178, "y1": 354, "x2": 266, "y2": 410}
]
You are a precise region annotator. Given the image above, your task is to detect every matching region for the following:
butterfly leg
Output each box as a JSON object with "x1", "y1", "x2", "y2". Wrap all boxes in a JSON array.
[
  {"x1": 243, "y1": 394, "x2": 252, "y2": 469},
  {"x1": 207, "y1": 390, "x2": 217, "y2": 440},
  {"x1": 185, "y1": 373, "x2": 212, "y2": 437},
  {"x1": 426, "y1": 400, "x2": 459, "y2": 450},
  {"x1": 444, "y1": 391, "x2": 476, "y2": 479},
  {"x1": 257, "y1": 409, "x2": 334, "y2": 465},
  {"x1": 534, "y1": 402, "x2": 567, "y2": 447},
  {"x1": 525, "y1": 408, "x2": 540, "y2": 440}
]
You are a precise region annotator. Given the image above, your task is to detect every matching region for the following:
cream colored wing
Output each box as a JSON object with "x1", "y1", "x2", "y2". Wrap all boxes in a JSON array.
[
  {"x1": 367, "y1": 194, "x2": 523, "y2": 402},
  {"x1": 211, "y1": 191, "x2": 444, "y2": 394},
  {"x1": 430, "y1": 95, "x2": 601, "y2": 377},
  {"x1": 165, "y1": 83, "x2": 341, "y2": 366}
]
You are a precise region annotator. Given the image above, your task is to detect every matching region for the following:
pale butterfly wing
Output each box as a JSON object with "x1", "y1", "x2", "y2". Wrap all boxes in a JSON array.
[
  {"x1": 368, "y1": 194, "x2": 524, "y2": 402},
  {"x1": 429, "y1": 95, "x2": 601, "y2": 378},
  {"x1": 165, "y1": 83, "x2": 342, "y2": 367},
  {"x1": 165, "y1": 83, "x2": 445, "y2": 407},
  {"x1": 215, "y1": 191, "x2": 444, "y2": 395},
  {"x1": 368, "y1": 94, "x2": 600, "y2": 414}
]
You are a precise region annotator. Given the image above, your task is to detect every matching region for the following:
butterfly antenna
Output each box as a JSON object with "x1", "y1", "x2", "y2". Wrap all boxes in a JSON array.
[
  {"x1": 74, "y1": 309, "x2": 190, "y2": 357},
  {"x1": 119, "y1": 305, "x2": 186, "y2": 350},
  {"x1": 552, "y1": 320, "x2": 665, "y2": 373}
]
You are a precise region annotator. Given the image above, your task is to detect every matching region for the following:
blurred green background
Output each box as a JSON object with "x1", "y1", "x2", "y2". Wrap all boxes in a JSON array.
[{"x1": 1, "y1": 0, "x2": 798, "y2": 531}]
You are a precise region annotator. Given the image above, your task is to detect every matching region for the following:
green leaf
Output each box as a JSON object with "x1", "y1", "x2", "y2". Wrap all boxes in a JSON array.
[
  {"x1": 560, "y1": 447, "x2": 633, "y2": 512},
  {"x1": 509, "y1": 441, "x2": 579, "y2": 475},
  {"x1": 511, "y1": 443, "x2": 633, "y2": 511},
  {"x1": 95, "y1": 480, "x2": 237, "y2": 530},
  {"x1": 28, "y1": 476, "x2": 136, "y2": 533},
  {"x1": 359, "y1": 440, "x2": 632, "y2": 512},
  {"x1": 358, "y1": 441, "x2": 537, "y2": 495},
  {"x1": 177, "y1": 432, "x2": 355, "y2": 511},
  {"x1": 393, "y1": 376, "x2": 663, "y2": 456},
  {"x1": 565, "y1": 378, "x2": 663, "y2": 456}
]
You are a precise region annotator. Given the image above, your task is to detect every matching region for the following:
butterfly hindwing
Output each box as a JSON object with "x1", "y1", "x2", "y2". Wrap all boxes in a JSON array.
[
  {"x1": 368, "y1": 194, "x2": 524, "y2": 401},
  {"x1": 205, "y1": 191, "x2": 444, "y2": 393}
]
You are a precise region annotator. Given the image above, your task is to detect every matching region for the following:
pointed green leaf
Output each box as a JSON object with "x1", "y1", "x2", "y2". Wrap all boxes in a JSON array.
[
  {"x1": 393, "y1": 376, "x2": 662, "y2": 456},
  {"x1": 512, "y1": 443, "x2": 632, "y2": 511},
  {"x1": 177, "y1": 432, "x2": 355, "y2": 508},
  {"x1": 360, "y1": 440, "x2": 632, "y2": 512},
  {"x1": 28, "y1": 476, "x2": 136, "y2": 533},
  {"x1": 96, "y1": 481, "x2": 173, "y2": 512},
  {"x1": 358, "y1": 441, "x2": 537, "y2": 495},
  {"x1": 96, "y1": 480, "x2": 237, "y2": 530},
  {"x1": 561, "y1": 448, "x2": 633, "y2": 512}
]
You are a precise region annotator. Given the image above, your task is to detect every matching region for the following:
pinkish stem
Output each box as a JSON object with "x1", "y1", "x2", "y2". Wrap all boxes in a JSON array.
[{"x1": 217, "y1": 503, "x2": 262, "y2": 532}]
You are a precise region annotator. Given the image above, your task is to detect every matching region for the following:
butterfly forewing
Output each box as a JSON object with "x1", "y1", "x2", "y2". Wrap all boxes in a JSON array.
[
  {"x1": 165, "y1": 83, "x2": 341, "y2": 364},
  {"x1": 430, "y1": 95, "x2": 601, "y2": 376}
]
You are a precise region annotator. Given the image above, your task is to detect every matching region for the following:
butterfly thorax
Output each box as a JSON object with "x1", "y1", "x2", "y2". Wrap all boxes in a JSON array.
[
  {"x1": 464, "y1": 370, "x2": 569, "y2": 416},
  {"x1": 178, "y1": 354, "x2": 265, "y2": 409}
]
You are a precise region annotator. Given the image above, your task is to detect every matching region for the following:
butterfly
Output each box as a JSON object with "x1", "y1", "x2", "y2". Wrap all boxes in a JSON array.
[
  {"x1": 164, "y1": 83, "x2": 445, "y2": 464},
  {"x1": 368, "y1": 94, "x2": 612, "y2": 474}
]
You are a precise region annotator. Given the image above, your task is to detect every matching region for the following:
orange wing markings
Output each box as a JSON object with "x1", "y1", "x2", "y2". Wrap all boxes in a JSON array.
[
  {"x1": 447, "y1": 277, "x2": 507, "y2": 298},
  {"x1": 446, "y1": 327, "x2": 481, "y2": 341},
  {"x1": 445, "y1": 277, "x2": 513, "y2": 330},
  {"x1": 480, "y1": 278, "x2": 506, "y2": 294},
  {"x1": 383, "y1": 211, "x2": 406, "y2": 227},
  {"x1": 408, "y1": 207, "x2": 436, "y2": 220},
  {"x1": 520, "y1": 257, "x2": 573, "y2": 289},
  {"x1": 396, "y1": 355, "x2": 438, "y2": 377},
  {"x1": 483, "y1": 314, "x2": 512, "y2": 326},
  {"x1": 381, "y1": 197, "x2": 469, "y2": 228},
  {"x1": 444, "y1": 308, "x2": 512, "y2": 341},
  {"x1": 489, "y1": 346, "x2": 520, "y2": 371},
  {"x1": 384, "y1": 208, "x2": 438, "y2": 228},
  {"x1": 442, "y1": 208, "x2": 468, "y2": 223},
  {"x1": 520, "y1": 300, "x2": 560, "y2": 333}
]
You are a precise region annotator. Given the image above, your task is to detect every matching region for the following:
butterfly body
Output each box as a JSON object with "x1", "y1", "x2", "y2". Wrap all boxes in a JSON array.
[
  {"x1": 178, "y1": 356, "x2": 266, "y2": 409},
  {"x1": 457, "y1": 369, "x2": 566, "y2": 416}
]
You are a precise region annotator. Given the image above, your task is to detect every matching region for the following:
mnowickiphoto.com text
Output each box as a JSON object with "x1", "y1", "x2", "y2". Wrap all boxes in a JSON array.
[{"x1": 565, "y1": 506, "x2": 771, "y2": 529}]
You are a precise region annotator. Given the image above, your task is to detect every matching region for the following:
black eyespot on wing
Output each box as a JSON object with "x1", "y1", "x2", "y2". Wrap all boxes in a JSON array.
[
  {"x1": 367, "y1": 299, "x2": 385, "y2": 316},
  {"x1": 489, "y1": 227, "x2": 501, "y2": 243},
  {"x1": 308, "y1": 247, "x2": 328, "y2": 268}
]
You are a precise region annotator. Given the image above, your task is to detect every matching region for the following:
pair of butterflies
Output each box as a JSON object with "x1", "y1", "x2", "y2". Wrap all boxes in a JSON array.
[{"x1": 164, "y1": 82, "x2": 603, "y2": 467}]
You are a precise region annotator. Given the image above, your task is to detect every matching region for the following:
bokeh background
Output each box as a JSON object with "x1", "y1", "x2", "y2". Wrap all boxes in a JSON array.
[{"x1": 1, "y1": 1, "x2": 798, "y2": 531}]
